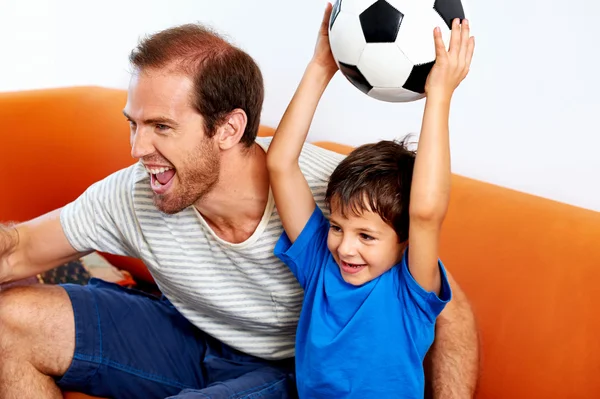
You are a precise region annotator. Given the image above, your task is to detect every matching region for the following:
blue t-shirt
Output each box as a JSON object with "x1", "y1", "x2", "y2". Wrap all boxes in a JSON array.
[{"x1": 274, "y1": 206, "x2": 452, "y2": 398}]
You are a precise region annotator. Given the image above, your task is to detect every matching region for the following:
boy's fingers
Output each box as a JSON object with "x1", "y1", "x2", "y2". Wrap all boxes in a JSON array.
[
  {"x1": 458, "y1": 19, "x2": 470, "y2": 61},
  {"x1": 433, "y1": 27, "x2": 447, "y2": 59},
  {"x1": 448, "y1": 18, "x2": 461, "y2": 54},
  {"x1": 321, "y1": 2, "x2": 333, "y2": 33},
  {"x1": 465, "y1": 36, "x2": 475, "y2": 72}
]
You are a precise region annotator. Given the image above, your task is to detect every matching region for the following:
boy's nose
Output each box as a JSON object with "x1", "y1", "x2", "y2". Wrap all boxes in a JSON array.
[{"x1": 338, "y1": 236, "x2": 357, "y2": 257}]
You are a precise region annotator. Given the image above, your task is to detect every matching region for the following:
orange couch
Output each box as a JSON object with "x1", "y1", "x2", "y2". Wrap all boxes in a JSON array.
[{"x1": 2, "y1": 86, "x2": 599, "y2": 399}]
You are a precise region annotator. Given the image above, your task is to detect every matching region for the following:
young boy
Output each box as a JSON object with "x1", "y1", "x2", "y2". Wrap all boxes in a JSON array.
[{"x1": 266, "y1": 3, "x2": 475, "y2": 398}]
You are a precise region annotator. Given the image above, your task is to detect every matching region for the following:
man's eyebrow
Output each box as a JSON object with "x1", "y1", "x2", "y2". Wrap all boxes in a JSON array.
[{"x1": 122, "y1": 110, "x2": 178, "y2": 127}]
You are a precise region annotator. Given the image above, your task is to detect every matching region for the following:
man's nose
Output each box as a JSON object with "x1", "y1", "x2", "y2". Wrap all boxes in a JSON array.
[{"x1": 130, "y1": 128, "x2": 154, "y2": 159}]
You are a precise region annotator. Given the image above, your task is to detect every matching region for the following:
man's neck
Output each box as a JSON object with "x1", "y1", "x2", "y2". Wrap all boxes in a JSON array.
[{"x1": 194, "y1": 142, "x2": 270, "y2": 244}]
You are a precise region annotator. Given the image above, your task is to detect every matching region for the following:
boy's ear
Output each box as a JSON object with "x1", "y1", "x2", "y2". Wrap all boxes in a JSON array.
[{"x1": 215, "y1": 109, "x2": 248, "y2": 151}]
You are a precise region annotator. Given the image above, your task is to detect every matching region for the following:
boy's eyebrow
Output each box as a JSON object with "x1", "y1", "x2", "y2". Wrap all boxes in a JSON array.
[
  {"x1": 122, "y1": 110, "x2": 179, "y2": 127},
  {"x1": 329, "y1": 217, "x2": 381, "y2": 235},
  {"x1": 329, "y1": 216, "x2": 341, "y2": 225},
  {"x1": 358, "y1": 227, "x2": 380, "y2": 235}
]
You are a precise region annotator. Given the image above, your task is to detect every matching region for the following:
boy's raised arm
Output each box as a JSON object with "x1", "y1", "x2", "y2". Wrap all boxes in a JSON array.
[
  {"x1": 266, "y1": 3, "x2": 338, "y2": 242},
  {"x1": 408, "y1": 19, "x2": 475, "y2": 294}
]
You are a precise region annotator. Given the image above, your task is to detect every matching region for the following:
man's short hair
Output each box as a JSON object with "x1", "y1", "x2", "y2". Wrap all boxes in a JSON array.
[{"x1": 129, "y1": 23, "x2": 264, "y2": 147}]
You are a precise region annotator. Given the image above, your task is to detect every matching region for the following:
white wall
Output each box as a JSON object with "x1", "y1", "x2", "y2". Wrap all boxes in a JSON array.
[{"x1": 2, "y1": 0, "x2": 599, "y2": 211}]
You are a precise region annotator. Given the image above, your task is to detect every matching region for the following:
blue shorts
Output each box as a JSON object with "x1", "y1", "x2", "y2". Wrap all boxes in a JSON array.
[{"x1": 56, "y1": 278, "x2": 296, "y2": 399}]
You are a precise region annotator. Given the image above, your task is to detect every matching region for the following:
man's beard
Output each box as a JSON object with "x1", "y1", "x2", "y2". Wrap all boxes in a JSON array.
[{"x1": 154, "y1": 141, "x2": 220, "y2": 214}]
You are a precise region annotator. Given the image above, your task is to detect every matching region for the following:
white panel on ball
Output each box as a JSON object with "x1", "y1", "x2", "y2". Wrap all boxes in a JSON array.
[
  {"x1": 395, "y1": 9, "x2": 449, "y2": 66},
  {"x1": 369, "y1": 87, "x2": 424, "y2": 103},
  {"x1": 422, "y1": 0, "x2": 437, "y2": 9},
  {"x1": 340, "y1": 0, "x2": 379, "y2": 16},
  {"x1": 385, "y1": 0, "x2": 424, "y2": 15},
  {"x1": 357, "y1": 43, "x2": 413, "y2": 88},
  {"x1": 329, "y1": 12, "x2": 367, "y2": 65}
]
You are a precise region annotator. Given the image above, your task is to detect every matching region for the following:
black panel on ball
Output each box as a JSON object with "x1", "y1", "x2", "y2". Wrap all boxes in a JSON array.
[
  {"x1": 433, "y1": 0, "x2": 465, "y2": 29},
  {"x1": 403, "y1": 61, "x2": 435, "y2": 94},
  {"x1": 330, "y1": 0, "x2": 342, "y2": 31},
  {"x1": 339, "y1": 62, "x2": 373, "y2": 94},
  {"x1": 359, "y1": 0, "x2": 404, "y2": 43}
]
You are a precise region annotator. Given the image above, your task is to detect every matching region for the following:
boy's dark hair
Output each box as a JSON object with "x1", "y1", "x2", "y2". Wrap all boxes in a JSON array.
[
  {"x1": 129, "y1": 23, "x2": 264, "y2": 147},
  {"x1": 325, "y1": 138, "x2": 415, "y2": 242}
]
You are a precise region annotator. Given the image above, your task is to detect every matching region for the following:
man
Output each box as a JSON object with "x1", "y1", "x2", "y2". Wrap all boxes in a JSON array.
[{"x1": 0, "y1": 18, "x2": 479, "y2": 399}]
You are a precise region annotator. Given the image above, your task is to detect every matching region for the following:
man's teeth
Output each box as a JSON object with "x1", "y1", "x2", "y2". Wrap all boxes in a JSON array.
[{"x1": 146, "y1": 167, "x2": 173, "y2": 175}]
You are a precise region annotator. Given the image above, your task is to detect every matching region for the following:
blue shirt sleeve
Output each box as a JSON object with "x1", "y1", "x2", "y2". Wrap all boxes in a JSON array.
[
  {"x1": 397, "y1": 248, "x2": 452, "y2": 323},
  {"x1": 274, "y1": 205, "x2": 330, "y2": 289}
]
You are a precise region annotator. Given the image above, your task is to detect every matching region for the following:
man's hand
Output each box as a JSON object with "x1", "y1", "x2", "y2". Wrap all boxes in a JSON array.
[
  {"x1": 311, "y1": 2, "x2": 339, "y2": 78},
  {"x1": 0, "y1": 223, "x2": 19, "y2": 283},
  {"x1": 425, "y1": 18, "x2": 475, "y2": 101}
]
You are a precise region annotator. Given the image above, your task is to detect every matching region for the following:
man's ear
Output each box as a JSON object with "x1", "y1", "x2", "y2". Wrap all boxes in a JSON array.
[{"x1": 215, "y1": 109, "x2": 248, "y2": 151}]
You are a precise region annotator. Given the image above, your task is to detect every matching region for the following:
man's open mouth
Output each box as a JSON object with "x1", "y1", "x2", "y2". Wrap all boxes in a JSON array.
[{"x1": 146, "y1": 166, "x2": 176, "y2": 194}]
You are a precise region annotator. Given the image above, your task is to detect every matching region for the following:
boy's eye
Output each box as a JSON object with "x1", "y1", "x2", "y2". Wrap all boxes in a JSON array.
[
  {"x1": 360, "y1": 233, "x2": 375, "y2": 241},
  {"x1": 330, "y1": 225, "x2": 342, "y2": 233}
]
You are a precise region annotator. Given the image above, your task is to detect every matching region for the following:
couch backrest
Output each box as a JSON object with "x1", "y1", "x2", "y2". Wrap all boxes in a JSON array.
[{"x1": 3, "y1": 86, "x2": 600, "y2": 398}]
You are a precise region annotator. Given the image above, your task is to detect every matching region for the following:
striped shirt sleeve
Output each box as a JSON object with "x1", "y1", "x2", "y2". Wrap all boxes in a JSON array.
[{"x1": 59, "y1": 166, "x2": 139, "y2": 258}]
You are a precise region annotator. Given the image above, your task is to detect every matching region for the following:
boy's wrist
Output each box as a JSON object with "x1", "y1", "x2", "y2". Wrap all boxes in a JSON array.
[
  {"x1": 306, "y1": 60, "x2": 337, "y2": 83},
  {"x1": 425, "y1": 91, "x2": 453, "y2": 107}
]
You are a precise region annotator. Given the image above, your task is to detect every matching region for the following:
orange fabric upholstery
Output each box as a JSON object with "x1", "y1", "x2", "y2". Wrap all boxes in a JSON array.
[
  {"x1": 2, "y1": 87, "x2": 599, "y2": 398},
  {"x1": 63, "y1": 393, "x2": 102, "y2": 399}
]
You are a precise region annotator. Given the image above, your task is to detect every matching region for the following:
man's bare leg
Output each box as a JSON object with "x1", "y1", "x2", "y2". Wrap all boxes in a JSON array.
[
  {"x1": 425, "y1": 272, "x2": 480, "y2": 399},
  {"x1": 0, "y1": 285, "x2": 75, "y2": 399}
]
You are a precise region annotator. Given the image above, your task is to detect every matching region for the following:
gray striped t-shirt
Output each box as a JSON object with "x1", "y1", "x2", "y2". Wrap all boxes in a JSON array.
[{"x1": 60, "y1": 137, "x2": 345, "y2": 360}]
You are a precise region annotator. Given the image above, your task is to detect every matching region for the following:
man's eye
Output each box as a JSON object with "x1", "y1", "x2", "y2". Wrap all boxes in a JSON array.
[{"x1": 156, "y1": 124, "x2": 169, "y2": 131}]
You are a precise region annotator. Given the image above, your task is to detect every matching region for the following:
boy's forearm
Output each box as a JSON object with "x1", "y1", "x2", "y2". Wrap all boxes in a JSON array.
[
  {"x1": 267, "y1": 62, "x2": 335, "y2": 171},
  {"x1": 410, "y1": 95, "x2": 452, "y2": 221}
]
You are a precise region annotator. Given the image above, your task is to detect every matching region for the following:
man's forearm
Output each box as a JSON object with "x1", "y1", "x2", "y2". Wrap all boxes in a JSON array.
[
  {"x1": 0, "y1": 210, "x2": 83, "y2": 283},
  {"x1": 425, "y1": 273, "x2": 480, "y2": 399},
  {"x1": 0, "y1": 223, "x2": 20, "y2": 283}
]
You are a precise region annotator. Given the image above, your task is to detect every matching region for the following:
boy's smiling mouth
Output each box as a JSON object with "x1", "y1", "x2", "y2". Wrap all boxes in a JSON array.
[{"x1": 340, "y1": 260, "x2": 367, "y2": 274}]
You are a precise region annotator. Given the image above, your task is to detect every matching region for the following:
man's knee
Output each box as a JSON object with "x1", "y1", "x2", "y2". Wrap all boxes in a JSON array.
[
  {"x1": 0, "y1": 286, "x2": 36, "y2": 348},
  {"x1": 0, "y1": 285, "x2": 75, "y2": 376}
]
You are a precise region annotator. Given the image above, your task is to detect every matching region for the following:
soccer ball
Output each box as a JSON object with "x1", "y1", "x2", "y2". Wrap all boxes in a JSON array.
[{"x1": 328, "y1": 0, "x2": 469, "y2": 103}]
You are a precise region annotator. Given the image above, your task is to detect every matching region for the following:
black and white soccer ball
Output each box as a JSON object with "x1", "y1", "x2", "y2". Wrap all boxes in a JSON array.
[{"x1": 328, "y1": 0, "x2": 469, "y2": 103}]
